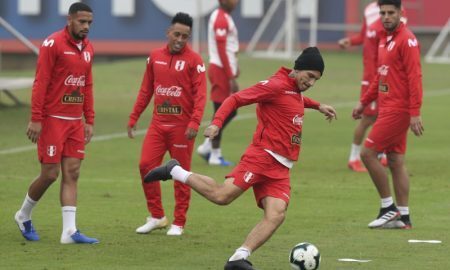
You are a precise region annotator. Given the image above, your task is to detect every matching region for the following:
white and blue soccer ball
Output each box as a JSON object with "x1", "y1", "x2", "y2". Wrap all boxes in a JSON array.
[{"x1": 289, "y1": 242, "x2": 321, "y2": 270}]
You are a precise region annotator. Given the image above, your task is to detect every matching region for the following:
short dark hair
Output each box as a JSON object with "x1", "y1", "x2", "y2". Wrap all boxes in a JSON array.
[
  {"x1": 171, "y1": 12, "x2": 193, "y2": 29},
  {"x1": 69, "y1": 2, "x2": 93, "y2": 15},
  {"x1": 378, "y1": 0, "x2": 401, "y2": 8}
]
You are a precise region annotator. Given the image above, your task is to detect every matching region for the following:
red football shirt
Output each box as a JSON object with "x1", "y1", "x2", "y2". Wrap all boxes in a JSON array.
[
  {"x1": 212, "y1": 67, "x2": 320, "y2": 161},
  {"x1": 361, "y1": 22, "x2": 423, "y2": 116},
  {"x1": 31, "y1": 27, "x2": 94, "y2": 124},
  {"x1": 129, "y1": 45, "x2": 207, "y2": 131}
]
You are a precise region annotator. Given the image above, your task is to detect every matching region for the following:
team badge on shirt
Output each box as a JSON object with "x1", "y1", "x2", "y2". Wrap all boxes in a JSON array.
[
  {"x1": 291, "y1": 132, "x2": 302, "y2": 145},
  {"x1": 175, "y1": 60, "x2": 185, "y2": 71},
  {"x1": 47, "y1": 145, "x2": 57, "y2": 157}
]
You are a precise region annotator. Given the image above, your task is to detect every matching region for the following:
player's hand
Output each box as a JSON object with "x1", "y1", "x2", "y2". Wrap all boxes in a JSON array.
[
  {"x1": 84, "y1": 124, "x2": 94, "y2": 144},
  {"x1": 26, "y1": 121, "x2": 42, "y2": 143},
  {"x1": 318, "y1": 104, "x2": 337, "y2": 122},
  {"x1": 410, "y1": 116, "x2": 424, "y2": 137},
  {"x1": 127, "y1": 125, "x2": 136, "y2": 139},
  {"x1": 229, "y1": 78, "x2": 239, "y2": 93},
  {"x1": 185, "y1": 127, "x2": 198, "y2": 140},
  {"x1": 204, "y1": 124, "x2": 220, "y2": 140},
  {"x1": 338, "y1": 37, "x2": 351, "y2": 49},
  {"x1": 352, "y1": 103, "x2": 365, "y2": 120}
]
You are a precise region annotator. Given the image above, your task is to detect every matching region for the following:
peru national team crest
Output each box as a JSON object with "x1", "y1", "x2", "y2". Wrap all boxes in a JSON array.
[
  {"x1": 83, "y1": 51, "x2": 91, "y2": 63},
  {"x1": 47, "y1": 145, "x2": 56, "y2": 157},
  {"x1": 175, "y1": 60, "x2": 185, "y2": 71},
  {"x1": 243, "y1": 171, "x2": 254, "y2": 183}
]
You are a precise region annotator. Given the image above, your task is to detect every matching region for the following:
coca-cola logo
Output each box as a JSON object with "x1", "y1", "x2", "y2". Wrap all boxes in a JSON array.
[
  {"x1": 155, "y1": 85, "x2": 182, "y2": 97},
  {"x1": 64, "y1": 75, "x2": 86, "y2": 86}
]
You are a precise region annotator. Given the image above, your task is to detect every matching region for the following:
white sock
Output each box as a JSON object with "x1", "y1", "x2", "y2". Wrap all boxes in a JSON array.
[
  {"x1": 62, "y1": 206, "x2": 77, "y2": 235},
  {"x1": 229, "y1": 247, "x2": 251, "y2": 261},
  {"x1": 349, "y1": 143, "x2": 361, "y2": 161},
  {"x1": 381, "y1": 197, "x2": 394, "y2": 208},
  {"x1": 17, "y1": 193, "x2": 37, "y2": 221},
  {"x1": 397, "y1": 206, "x2": 409, "y2": 215},
  {"x1": 197, "y1": 138, "x2": 212, "y2": 154},
  {"x1": 210, "y1": 148, "x2": 222, "y2": 160},
  {"x1": 170, "y1": 166, "x2": 192, "y2": 184}
]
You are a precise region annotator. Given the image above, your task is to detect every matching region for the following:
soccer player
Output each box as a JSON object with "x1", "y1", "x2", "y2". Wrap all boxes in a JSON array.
[
  {"x1": 338, "y1": 1, "x2": 387, "y2": 172},
  {"x1": 128, "y1": 13, "x2": 207, "y2": 236},
  {"x1": 196, "y1": 0, "x2": 240, "y2": 166},
  {"x1": 14, "y1": 3, "x2": 98, "y2": 244},
  {"x1": 352, "y1": 0, "x2": 424, "y2": 229},
  {"x1": 145, "y1": 47, "x2": 337, "y2": 269}
]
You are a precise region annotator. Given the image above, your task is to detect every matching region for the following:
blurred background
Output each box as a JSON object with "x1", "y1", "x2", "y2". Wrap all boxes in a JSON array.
[{"x1": 1, "y1": 0, "x2": 449, "y2": 70}]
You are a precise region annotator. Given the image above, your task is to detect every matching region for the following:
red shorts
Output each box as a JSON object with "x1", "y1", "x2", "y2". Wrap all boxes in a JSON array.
[
  {"x1": 208, "y1": 64, "x2": 230, "y2": 103},
  {"x1": 226, "y1": 145, "x2": 291, "y2": 209},
  {"x1": 360, "y1": 83, "x2": 378, "y2": 116},
  {"x1": 364, "y1": 111, "x2": 410, "y2": 154},
  {"x1": 37, "y1": 117, "x2": 85, "y2": 163}
]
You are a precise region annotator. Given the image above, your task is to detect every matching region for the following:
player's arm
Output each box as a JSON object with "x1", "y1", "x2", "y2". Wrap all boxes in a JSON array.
[
  {"x1": 186, "y1": 57, "x2": 207, "y2": 140},
  {"x1": 353, "y1": 73, "x2": 380, "y2": 119},
  {"x1": 340, "y1": 18, "x2": 366, "y2": 48},
  {"x1": 214, "y1": 14, "x2": 238, "y2": 93},
  {"x1": 27, "y1": 38, "x2": 57, "y2": 143},
  {"x1": 303, "y1": 96, "x2": 337, "y2": 122},
  {"x1": 83, "y1": 61, "x2": 95, "y2": 144},
  {"x1": 402, "y1": 37, "x2": 424, "y2": 136},
  {"x1": 128, "y1": 56, "x2": 155, "y2": 138},
  {"x1": 207, "y1": 80, "x2": 276, "y2": 139}
]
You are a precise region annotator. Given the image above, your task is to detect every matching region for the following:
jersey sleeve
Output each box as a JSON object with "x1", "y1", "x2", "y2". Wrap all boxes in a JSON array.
[
  {"x1": 349, "y1": 19, "x2": 366, "y2": 46},
  {"x1": 187, "y1": 56, "x2": 207, "y2": 131},
  {"x1": 361, "y1": 73, "x2": 380, "y2": 105},
  {"x1": 214, "y1": 13, "x2": 234, "y2": 78},
  {"x1": 212, "y1": 79, "x2": 277, "y2": 128},
  {"x1": 303, "y1": 96, "x2": 320, "y2": 109},
  {"x1": 31, "y1": 38, "x2": 58, "y2": 122},
  {"x1": 400, "y1": 37, "x2": 423, "y2": 116},
  {"x1": 83, "y1": 60, "x2": 95, "y2": 125},
  {"x1": 128, "y1": 55, "x2": 155, "y2": 127}
]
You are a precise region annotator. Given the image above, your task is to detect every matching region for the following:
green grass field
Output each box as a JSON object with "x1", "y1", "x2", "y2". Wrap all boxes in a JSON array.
[{"x1": 0, "y1": 52, "x2": 449, "y2": 269}]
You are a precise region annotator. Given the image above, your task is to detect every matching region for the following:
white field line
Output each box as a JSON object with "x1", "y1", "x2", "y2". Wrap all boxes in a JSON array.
[{"x1": 1, "y1": 88, "x2": 449, "y2": 156}]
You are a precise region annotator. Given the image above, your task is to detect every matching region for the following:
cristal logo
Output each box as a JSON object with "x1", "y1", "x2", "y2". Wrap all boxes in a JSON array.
[
  {"x1": 155, "y1": 85, "x2": 182, "y2": 97},
  {"x1": 378, "y1": 65, "x2": 389, "y2": 76},
  {"x1": 64, "y1": 75, "x2": 86, "y2": 86},
  {"x1": 292, "y1": 115, "x2": 303, "y2": 126}
]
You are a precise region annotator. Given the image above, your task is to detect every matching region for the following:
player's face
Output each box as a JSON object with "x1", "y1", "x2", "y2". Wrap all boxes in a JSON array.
[
  {"x1": 293, "y1": 70, "x2": 321, "y2": 92},
  {"x1": 167, "y1": 23, "x2": 191, "y2": 54},
  {"x1": 221, "y1": 0, "x2": 239, "y2": 12},
  {"x1": 67, "y1": 11, "x2": 93, "y2": 40},
  {"x1": 379, "y1": 5, "x2": 401, "y2": 32}
]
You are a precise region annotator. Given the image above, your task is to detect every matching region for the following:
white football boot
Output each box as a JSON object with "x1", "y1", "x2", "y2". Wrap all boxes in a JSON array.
[
  {"x1": 136, "y1": 216, "x2": 168, "y2": 234},
  {"x1": 166, "y1": 224, "x2": 184, "y2": 236}
]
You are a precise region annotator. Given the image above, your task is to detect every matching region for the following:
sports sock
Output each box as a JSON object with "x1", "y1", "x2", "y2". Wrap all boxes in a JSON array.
[
  {"x1": 17, "y1": 193, "x2": 37, "y2": 221},
  {"x1": 210, "y1": 148, "x2": 222, "y2": 160},
  {"x1": 62, "y1": 206, "x2": 77, "y2": 236},
  {"x1": 381, "y1": 197, "x2": 394, "y2": 208},
  {"x1": 170, "y1": 166, "x2": 192, "y2": 183},
  {"x1": 349, "y1": 144, "x2": 361, "y2": 161},
  {"x1": 198, "y1": 138, "x2": 211, "y2": 154},
  {"x1": 397, "y1": 206, "x2": 409, "y2": 216},
  {"x1": 229, "y1": 247, "x2": 251, "y2": 261}
]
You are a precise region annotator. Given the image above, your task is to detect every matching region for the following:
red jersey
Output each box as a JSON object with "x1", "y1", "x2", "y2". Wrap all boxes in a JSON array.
[
  {"x1": 361, "y1": 22, "x2": 423, "y2": 116},
  {"x1": 211, "y1": 67, "x2": 320, "y2": 161},
  {"x1": 129, "y1": 45, "x2": 207, "y2": 130},
  {"x1": 31, "y1": 27, "x2": 94, "y2": 124},
  {"x1": 349, "y1": 2, "x2": 384, "y2": 81}
]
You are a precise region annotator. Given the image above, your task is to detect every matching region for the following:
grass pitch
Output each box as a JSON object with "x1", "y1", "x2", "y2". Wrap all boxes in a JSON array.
[{"x1": 0, "y1": 52, "x2": 449, "y2": 269}]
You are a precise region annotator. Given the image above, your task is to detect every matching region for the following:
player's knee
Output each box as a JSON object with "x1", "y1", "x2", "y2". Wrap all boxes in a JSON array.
[
  {"x1": 267, "y1": 210, "x2": 286, "y2": 225},
  {"x1": 214, "y1": 194, "x2": 234, "y2": 205}
]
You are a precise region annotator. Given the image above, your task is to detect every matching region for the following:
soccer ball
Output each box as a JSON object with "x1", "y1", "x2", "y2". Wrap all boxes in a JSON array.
[{"x1": 289, "y1": 242, "x2": 321, "y2": 270}]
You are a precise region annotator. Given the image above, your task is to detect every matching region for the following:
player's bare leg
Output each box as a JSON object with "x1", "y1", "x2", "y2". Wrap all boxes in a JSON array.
[
  {"x1": 241, "y1": 197, "x2": 286, "y2": 252},
  {"x1": 186, "y1": 177, "x2": 243, "y2": 205},
  {"x1": 59, "y1": 157, "x2": 98, "y2": 244},
  {"x1": 361, "y1": 147, "x2": 400, "y2": 228},
  {"x1": 349, "y1": 115, "x2": 375, "y2": 172},
  {"x1": 15, "y1": 163, "x2": 60, "y2": 241}
]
